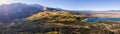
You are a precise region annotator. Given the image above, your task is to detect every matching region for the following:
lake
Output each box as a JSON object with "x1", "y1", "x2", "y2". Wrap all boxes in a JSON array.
[{"x1": 86, "y1": 18, "x2": 120, "y2": 22}]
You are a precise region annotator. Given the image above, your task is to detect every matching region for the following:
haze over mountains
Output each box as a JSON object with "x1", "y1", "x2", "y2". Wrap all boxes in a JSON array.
[
  {"x1": 0, "y1": 3, "x2": 64, "y2": 23},
  {"x1": 0, "y1": 3, "x2": 120, "y2": 23}
]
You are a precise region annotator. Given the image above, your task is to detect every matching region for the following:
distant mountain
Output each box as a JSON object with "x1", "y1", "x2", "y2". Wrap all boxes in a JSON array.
[
  {"x1": 0, "y1": 3, "x2": 64, "y2": 23},
  {"x1": 0, "y1": 3, "x2": 119, "y2": 23}
]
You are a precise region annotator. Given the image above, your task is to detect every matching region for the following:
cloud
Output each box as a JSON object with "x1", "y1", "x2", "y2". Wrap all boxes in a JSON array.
[{"x1": 0, "y1": 0, "x2": 13, "y2": 5}]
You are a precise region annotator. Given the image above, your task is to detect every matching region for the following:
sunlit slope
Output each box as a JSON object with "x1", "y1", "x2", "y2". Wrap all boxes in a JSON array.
[
  {"x1": 2, "y1": 11, "x2": 120, "y2": 34},
  {"x1": 0, "y1": 3, "x2": 64, "y2": 23},
  {"x1": 24, "y1": 11, "x2": 87, "y2": 23}
]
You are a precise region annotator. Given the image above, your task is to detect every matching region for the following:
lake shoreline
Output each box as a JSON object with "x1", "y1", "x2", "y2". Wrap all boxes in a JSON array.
[{"x1": 85, "y1": 18, "x2": 120, "y2": 22}]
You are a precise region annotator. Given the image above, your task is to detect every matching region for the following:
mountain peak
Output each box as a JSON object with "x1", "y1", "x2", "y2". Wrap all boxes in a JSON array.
[{"x1": 0, "y1": 3, "x2": 64, "y2": 23}]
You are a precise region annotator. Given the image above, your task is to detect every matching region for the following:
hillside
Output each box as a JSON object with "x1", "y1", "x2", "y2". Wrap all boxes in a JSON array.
[
  {"x1": 0, "y1": 3, "x2": 64, "y2": 23},
  {"x1": 0, "y1": 11, "x2": 119, "y2": 34},
  {"x1": 0, "y1": 3, "x2": 120, "y2": 23},
  {"x1": 1, "y1": 3, "x2": 120, "y2": 34},
  {"x1": 24, "y1": 11, "x2": 85, "y2": 22},
  {"x1": 0, "y1": 11, "x2": 89, "y2": 34}
]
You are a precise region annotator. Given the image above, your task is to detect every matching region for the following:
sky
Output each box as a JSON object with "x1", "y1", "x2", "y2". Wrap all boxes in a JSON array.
[{"x1": 0, "y1": 0, "x2": 120, "y2": 11}]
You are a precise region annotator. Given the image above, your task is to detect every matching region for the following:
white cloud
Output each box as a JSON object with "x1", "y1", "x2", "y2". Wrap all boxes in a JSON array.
[{"x1": 0, "y1": 0, "x2": 13, "y2": 5}]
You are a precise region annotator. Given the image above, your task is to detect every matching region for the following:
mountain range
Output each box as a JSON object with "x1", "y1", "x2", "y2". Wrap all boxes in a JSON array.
[
  {"x1": 0, "y1": 3, "x2": 120, "y2": 34},
  {"x1": 0, "y1": 3, "x2": 120, "y2": 23},
  {"x1": 0, "y1": 3, "x2": 64, "y2": 23}
]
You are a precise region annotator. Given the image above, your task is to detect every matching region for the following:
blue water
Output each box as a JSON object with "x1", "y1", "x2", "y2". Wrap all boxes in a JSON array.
[{"x1": 86, "y1": 18, "x2": 120, "y2": 22}]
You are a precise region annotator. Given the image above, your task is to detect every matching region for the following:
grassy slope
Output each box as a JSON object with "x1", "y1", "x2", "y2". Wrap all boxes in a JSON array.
[{"x1": 1, "y1": 11, "x2": 120, "y2": 34}]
